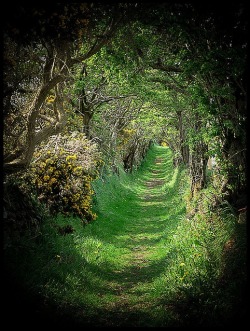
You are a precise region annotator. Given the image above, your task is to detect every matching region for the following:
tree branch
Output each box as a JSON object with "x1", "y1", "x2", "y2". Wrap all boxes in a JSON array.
[
  {"x1": 152, "y1": 60, "x2": 183, "y2": 73},
  {"x1": 71, "y1": 15, "x2": 124, "y2": 65}
]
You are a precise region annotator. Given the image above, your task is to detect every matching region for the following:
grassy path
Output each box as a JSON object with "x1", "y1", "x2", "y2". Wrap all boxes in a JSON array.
[
  {"x1": 5, "y1": 146, "x2": 188, "y2": 327},
  {"x1": 5, "y1": 145, "x2": 246, "y2": 328},
  {"x1": 73, "y1": 145, "x2": 187, "y2": 326}
]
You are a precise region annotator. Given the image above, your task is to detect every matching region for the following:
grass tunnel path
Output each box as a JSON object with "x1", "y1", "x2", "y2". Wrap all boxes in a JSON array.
[
  {"x1": 67, "y1": 145, "x2": 188, "y2": 326},
  {"x1": 4, "y1": 145, "x2": 246, "y2": 328}
]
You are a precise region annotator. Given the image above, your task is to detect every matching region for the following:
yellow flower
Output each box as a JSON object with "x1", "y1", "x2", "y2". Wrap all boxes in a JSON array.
[
  {"x1": 47, "y1": 167, "x2": 54, "y2": 174},
  {"x1": 39, "y1": 162, "x2": 46, "y2": 168},
  {"x1": 50, "y1": 178, "x2": 57, "y2": 185},
  {"x1": 66, "y1": 154, "x2": 77, "y2": 162},
  {"x1": 46, "y1": 95, "x2": 55, "y2": 103},
  {"x1": 74, "y1": 166, "x2": 83, "y2": 173}
]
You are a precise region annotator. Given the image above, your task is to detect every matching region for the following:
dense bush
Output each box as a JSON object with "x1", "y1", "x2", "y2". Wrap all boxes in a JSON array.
[{"x1": 28, "y1": 132, "x2": 102, "y2": 223}]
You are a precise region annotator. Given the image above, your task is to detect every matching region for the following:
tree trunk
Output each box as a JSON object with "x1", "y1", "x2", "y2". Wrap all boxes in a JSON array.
[
  {"x1": 82, "y1": 110, "x2": 93, "y2": 138},
  {"x1": 177, "y1": 110, "x2": 189, "y2": 165},
  {"x1": 190, "y1": 142, "x2": 208, "y2": 197},
  {"x1": 4, "y1": 81, "x2": 66, "y2": 175},
  {"x1": 181, "y1": 144, "x2": 190, "y2": 165}
]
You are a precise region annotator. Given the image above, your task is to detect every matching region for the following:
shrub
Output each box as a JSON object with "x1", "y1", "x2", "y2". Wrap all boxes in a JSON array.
[{"x1": 28, "y1": 132, "x2": 102, "y2": 223}]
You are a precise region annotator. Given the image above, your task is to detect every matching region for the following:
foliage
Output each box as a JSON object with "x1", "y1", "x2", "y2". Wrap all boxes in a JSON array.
[
  {"x1": 3, "y1": 3, "x2": 127, "y2": 174},
  {"x1": 2, "y1": 3, "x2": 247, "y2": 328},
  {"x1": 3, "y1": 177, "x2": 49, "y2": 249},
  {"x1": 4, "y1": 145, "x2": 246, "y2": 327},
  {"x1": 27, "y1": 132, "x2": 102, "y2": 223}
]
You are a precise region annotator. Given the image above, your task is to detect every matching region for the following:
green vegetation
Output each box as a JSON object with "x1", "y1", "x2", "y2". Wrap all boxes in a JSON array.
[
  {"x1": 27, "y1": 132, "x2": 101, "y2": 221},
  {"x1": 4, "y1": 145, "x2": 246, "y2": 327},
  {"x1": 3, "y1": 3, "x2": 247, "y2": 328}
]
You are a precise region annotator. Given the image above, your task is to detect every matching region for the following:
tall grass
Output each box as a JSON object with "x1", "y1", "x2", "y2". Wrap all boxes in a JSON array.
[{"x1": 4, "y1": 145, "x2": 246, "y2": 327}]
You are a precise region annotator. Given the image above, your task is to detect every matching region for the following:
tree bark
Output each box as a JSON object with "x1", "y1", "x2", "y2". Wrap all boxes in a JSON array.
[{"x1": 190, "y1": 142, "x2": 208, "y2": 197}]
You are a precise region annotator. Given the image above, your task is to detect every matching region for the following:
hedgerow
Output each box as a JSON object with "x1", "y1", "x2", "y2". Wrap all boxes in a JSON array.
[{"x1": 27, "y1": 132, "x2": 102, "y2": 223}]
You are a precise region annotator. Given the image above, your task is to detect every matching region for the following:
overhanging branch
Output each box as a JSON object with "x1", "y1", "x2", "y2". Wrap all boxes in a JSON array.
[{"x1": 152, "y1": 61, "x2": 183, "y2": 73}]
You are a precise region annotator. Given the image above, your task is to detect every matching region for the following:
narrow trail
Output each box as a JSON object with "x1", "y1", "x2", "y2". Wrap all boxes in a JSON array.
[
  {"x1": 111, "y1": 156, "x2": 167, "y2": 311},
  {"x1": 5, "y1": 146, "x2": 245, "y2": 328},
  {"x1": 84, "y1": 146, "x2": 186, "y2": 326}
]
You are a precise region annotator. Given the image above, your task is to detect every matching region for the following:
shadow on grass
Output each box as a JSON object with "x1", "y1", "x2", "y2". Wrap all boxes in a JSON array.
[{"x1": 3, "y1": 146, "x2": 189, "y2": 327}]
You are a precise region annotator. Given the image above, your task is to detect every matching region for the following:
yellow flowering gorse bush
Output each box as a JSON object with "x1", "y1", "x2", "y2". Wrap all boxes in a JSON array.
[{"x1": 28, "y1": 132, "x2": 102, "y2": 223}]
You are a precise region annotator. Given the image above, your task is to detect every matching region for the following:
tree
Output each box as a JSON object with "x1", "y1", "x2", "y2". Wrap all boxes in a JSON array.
[
  {"x1": 3, "y1": 3, "x2": 128, "y2": 174},
  {"x1": 3, "y1": 2, "x2": 247, "y2": 206},
  {"x1": 133, "y1": 2, "x2": 247, "y2": 201},
  {"x1": 72, "y1": 61, "x2": 134, "y2": 138}
]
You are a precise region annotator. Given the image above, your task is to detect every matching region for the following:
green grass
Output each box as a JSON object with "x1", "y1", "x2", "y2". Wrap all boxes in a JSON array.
[{"x1": 4, "y1": 144, "x2": 247, "y2": 327}]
